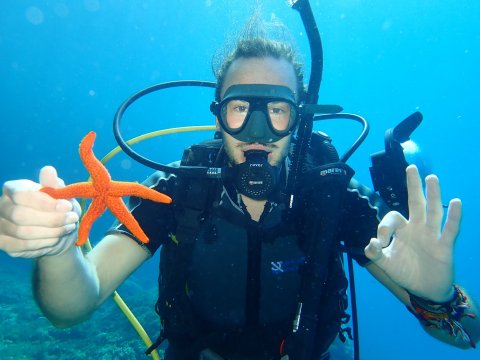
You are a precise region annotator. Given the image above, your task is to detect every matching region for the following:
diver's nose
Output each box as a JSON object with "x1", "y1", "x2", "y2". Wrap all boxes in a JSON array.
[{"x1": 244, "y1": 110, "x2": 268, "y2": 140}]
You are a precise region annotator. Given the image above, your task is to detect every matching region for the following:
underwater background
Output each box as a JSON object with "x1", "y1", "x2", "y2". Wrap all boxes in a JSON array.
[{"x1": 1, "y1": 0, "x2": 479, "y2": 359}]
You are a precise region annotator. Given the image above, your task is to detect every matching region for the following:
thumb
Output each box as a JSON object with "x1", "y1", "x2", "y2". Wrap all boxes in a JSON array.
[
  {"x1": 365, "y1": 238, "x2": 386, "y2": 263},
  {"x1": 39, "y1": 166, "x2": 65, "y2": 189}
]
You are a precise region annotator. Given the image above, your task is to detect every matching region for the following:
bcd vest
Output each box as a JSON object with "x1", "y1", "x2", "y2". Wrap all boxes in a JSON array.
[{"x1": 149, "y1": 132, "x2": 353, "y2": 359}]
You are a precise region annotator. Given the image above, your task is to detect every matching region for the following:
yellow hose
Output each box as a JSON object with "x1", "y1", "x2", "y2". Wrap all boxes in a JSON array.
[
  {"x1": 101, "y1": 126, "x2": 217, "y2": 163},
  {"x1": 79, "y1": 125, "x2": 216, "y2": 359}
]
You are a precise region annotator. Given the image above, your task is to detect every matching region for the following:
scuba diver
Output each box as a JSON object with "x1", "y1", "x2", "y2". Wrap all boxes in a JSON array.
[{"x1": 0, "y1": 2, "x2": 479, "y2": 359}]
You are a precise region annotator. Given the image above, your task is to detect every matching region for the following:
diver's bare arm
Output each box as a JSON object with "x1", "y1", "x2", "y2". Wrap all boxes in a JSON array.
[
  {"x1": 33, "y1": 233, "x2": 149, "y2": 328},
  {"x1": 367, "y1": 263, "x2": 480, "y2": 348},
  {"x1": 33, "y1": 244, "x2": 99, "y2": 328},
  {"x1": 408, "y1": 286, "x2": 480, "y2": 349}
]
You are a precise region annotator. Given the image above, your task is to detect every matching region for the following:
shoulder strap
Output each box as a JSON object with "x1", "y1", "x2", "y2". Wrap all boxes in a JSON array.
[
  {"x1": 173, "y1": 137, "x2": 225, "y2": 266},
  {"x1": 289, "y1": 162, "x2": 354, "y2": 359},
  {"x1": 283, "y1": 131, "x2": 354, "y2": 359},
  {"x1": 153, "y1": 139, "x2": 224, "y2": 351}
]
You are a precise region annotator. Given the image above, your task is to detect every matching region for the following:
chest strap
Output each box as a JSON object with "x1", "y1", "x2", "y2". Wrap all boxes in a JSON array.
[{"x1": 282, "y1": 162, "x2": 354, "y2": 359}]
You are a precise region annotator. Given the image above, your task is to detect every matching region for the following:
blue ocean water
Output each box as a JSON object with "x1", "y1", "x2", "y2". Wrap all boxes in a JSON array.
[{"x1": 0, "y1": 0, "x2": 478, "y2": 359}]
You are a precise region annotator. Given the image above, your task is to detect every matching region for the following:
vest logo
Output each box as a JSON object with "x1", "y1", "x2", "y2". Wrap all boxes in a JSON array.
[
  {"x1": 271, "y1": 261, "x2": 284, "y2": 273},
  {"x1": 319, "y1": 167, "x2": 346, "y2": 176},
  {"x1": 271, "y1": 257, "x2": 305, "y2": 274}
]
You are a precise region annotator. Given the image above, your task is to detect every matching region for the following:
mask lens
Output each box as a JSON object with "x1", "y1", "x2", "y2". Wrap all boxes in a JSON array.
[
  {"x1": 221, "y1": 99, "x2": 296, "y2": 134},
  {"x1": 221, "y1": 99, "x2": 250, "y2": 130},
  {"x1": 267, "y1": 101, "x2": 295, "y2": 132}
]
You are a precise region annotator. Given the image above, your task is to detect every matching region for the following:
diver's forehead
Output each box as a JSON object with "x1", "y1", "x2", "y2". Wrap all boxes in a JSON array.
[
  {"x1": 221, "y1": 57, "x2": 297, "y2": 98},
  {"x1": 222, "y1": 84, "x2": 296, "y2": 102}
]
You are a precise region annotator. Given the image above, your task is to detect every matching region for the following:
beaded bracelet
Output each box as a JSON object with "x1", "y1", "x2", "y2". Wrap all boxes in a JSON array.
[{"x1": 408, "y1": 285, "x2": 476, "y2": 348}]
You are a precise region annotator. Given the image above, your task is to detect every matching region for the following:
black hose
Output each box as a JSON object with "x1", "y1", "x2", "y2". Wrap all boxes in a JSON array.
[
  {"x1": 347, "y1": 253, "x2": 360, "y2": 360},
  {"x1": 112, "y1": 80, "x2": 216, "y2": 174},
  {"x1": 287, "y1": 0, "x2": 324, "y2": 203}
]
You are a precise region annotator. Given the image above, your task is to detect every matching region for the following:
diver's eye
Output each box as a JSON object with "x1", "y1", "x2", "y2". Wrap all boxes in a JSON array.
[
  {"x1": 270, "y1": 106, "x2": 286, "y2": 115},
  {"x1": 223, "y1": 100, "x2": 250, "y2": 129},
  {"x1": 230, "y1": 100, "x2": 249, "y2": 114},
  {"x1": 268, "y1": 101, "x2": 292, "y2": 131},
  {"x1": 268, "y1": 102, "x2": 289, "y2": 115}
]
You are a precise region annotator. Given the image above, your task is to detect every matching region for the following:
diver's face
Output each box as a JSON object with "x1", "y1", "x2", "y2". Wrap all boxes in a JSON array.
[{"x1": 219, "y1": 57, "x2": 298, "y2": 166}]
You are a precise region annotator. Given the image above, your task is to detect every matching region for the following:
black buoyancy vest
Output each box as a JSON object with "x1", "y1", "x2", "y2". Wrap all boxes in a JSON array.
[{"x1": 150, "y1": 133, "x2": 353, "y2": 359}]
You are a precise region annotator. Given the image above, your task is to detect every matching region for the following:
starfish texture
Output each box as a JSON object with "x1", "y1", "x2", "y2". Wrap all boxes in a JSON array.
[{"x1": 41, "y1": 131, "x2": 172, "y2": 246}]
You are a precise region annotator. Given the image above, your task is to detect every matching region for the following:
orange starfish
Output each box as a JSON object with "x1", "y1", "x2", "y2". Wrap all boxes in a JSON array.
[{"x1": 41, "y1": 131, "x2": 172, "y2": 246}]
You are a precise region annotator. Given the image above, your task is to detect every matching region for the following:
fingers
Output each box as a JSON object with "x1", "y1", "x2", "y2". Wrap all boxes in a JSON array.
[
  {"x1": 3, "y1": 235, "x2": 64, "y2": 257},
  {"x1": 0, "y1": 167, "x2": 81, "y2": 258},
  {"x1": 376, "y1": 210, "x2": 407, "y2": 247},
  {"x1": 441, "y1": 198, "x2": 462, "y2": 249},
  {"x1": 415, "y1": 168, "x2": 459, "y2": 244},
  {"x1": 0, "y1": 210, "x2": 78, "y2": 257},
  {"x1": 3, "y1": 179, "x2": 70, "y2": 212},
  {"x1": 425, "y1": 174, "x2": 444, "y2": 233},
  {"x1": 39, "y1": 165, "x2": 65, "y2": 189},
  {"x1": 1, "y1": 198, "x2": 76, "y2": 226},
  {"x1": 3, "y1": 179, "x2": 41, "y2": 199},
  {"x1": 406, "y1": 164, "x2": 426, "y2": 223},
  {"x1": 0, "y1": 188, "x2": 77, "y2": 234},
  {"x1": 365, "y1": 210, "x2": 407, "y2": 264},
  {"x1": 364, "y1": 237, "x2": 385, "y2": 262},
  {"x1": 5, "y1": 227, "x2": 78, "y2": 258},
  {"x1": 0, "y1": 213, "x2": 78, "y2": 239},
  {"x1": 1, "y1": 166, "x2": 75, "y2": 223}
]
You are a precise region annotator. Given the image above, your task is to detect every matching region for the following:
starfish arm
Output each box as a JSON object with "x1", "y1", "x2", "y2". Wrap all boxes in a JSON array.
[
  {"x1": 76, "y1": 198, "x2": 107, "y2": 246},
  {"x1": 109, "y1": 181, "x2": 172, "y2": 204},
  {"x1": 106, "y1": 196, "x2": 149, "y2": 244},
  {"x1": 79, "y1": 132, "x2": 111, "y2": 190},
  {"x1": 41, "y1": 183, "x2": 97, "y2": 199}
]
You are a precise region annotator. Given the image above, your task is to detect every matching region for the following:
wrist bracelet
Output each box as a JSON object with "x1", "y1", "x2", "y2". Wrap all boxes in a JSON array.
[{"x1": 408, "y1": 285, "x2": 476, "y2": 348}]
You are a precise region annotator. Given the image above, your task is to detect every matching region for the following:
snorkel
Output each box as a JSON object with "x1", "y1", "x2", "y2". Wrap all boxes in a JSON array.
[{"x1": 287, "y1": 0, "x2": 323, "y2": 204}]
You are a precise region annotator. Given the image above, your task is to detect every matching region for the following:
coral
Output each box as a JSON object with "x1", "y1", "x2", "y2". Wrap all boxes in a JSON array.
[{"x1": 0, "y1": 261, "x2": 160, "y2": 359}]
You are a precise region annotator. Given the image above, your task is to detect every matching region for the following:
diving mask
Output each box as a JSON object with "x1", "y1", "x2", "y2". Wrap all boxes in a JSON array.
[{"x1": 210, "y1": 84, "x2": 298, "y2": 143}]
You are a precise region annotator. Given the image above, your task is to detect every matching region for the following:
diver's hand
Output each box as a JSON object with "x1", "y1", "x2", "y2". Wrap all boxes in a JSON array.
[
  {"x1": 0, "y1": 166, "x2": 80, "y2": 258},
  {"x1": 365, "y1": 165, "x2": 461, "y2": 302}
]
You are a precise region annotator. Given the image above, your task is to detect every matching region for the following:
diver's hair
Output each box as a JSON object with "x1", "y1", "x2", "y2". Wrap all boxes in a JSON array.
[{"x1": 212, "y1": 10, "x2": 306, "y2": 102}]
